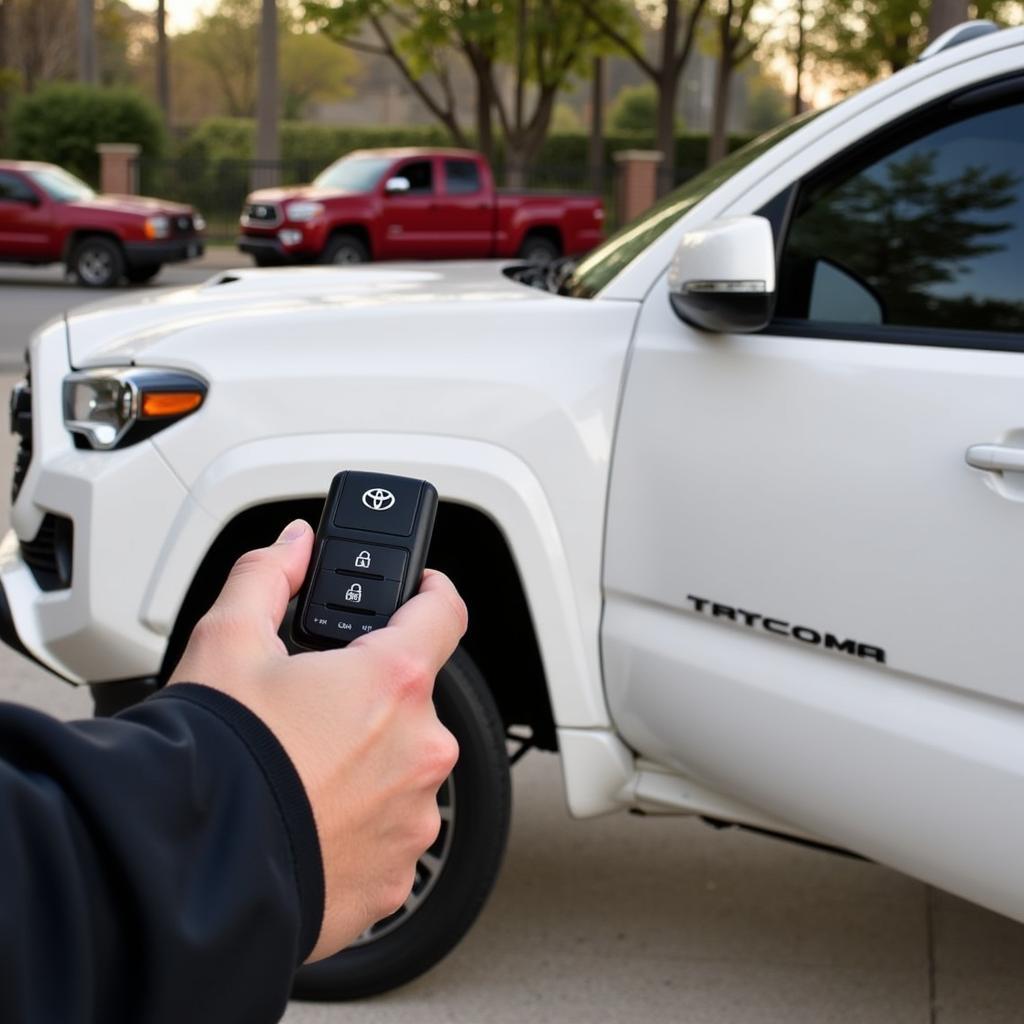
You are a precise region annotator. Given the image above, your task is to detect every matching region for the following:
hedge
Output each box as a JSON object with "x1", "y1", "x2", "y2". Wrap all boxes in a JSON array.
[{"x1": 9, "y1": 83, "x2": 165, "y2": 183}]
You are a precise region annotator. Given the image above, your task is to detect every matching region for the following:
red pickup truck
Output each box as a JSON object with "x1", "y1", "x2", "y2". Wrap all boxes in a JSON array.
[
  {"x1": 0, "y1": 160, "x2": 205, "y2": 287},
  {"x1": 237, "y1": 148, "x2": 604, "y2": 266}
]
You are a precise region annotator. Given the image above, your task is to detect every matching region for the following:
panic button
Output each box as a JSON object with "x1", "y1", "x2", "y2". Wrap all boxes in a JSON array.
[{"x1": 333, "y1": 471, "x2": 422, "y2": 537}]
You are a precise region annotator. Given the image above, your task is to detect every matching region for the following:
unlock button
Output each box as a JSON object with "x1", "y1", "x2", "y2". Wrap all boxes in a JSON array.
[{"x1": 312, "y1": 572, "x2": 401, "y2": 615}]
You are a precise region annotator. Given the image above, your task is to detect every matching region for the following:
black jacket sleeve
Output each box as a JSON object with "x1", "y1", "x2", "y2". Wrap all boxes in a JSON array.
[{"x1": 0, "y1": 683, "x2": 324, "y2": 1024}]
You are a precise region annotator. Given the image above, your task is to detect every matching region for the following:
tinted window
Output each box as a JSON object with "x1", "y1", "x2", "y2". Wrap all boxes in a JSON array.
[
  {"x1": 445, "y1": 159, "x2": 481, "y2": 195},
  {"x1": 398, "y1": 160, "x2": 433, "y2": 195},
  {"x1": 777, "y1": 100, "x2": 1024, "y2": 337},
  {"x1": 0, "y1": 172, "x2": 36, "y2": 202}
]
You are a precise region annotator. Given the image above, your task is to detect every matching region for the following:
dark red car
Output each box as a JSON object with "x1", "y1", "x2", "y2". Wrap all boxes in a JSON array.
[
  {"x1": 0, "y1": 160, "x2": 205, "y2": 287},
  {"x1": 237, "y1": 148, "x2": 604, "y2": 266}
]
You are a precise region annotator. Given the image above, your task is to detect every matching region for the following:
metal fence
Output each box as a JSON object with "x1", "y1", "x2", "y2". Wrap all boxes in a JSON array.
[{"x1": 134, "y1": 157, "x2": 614, "y2": 244}]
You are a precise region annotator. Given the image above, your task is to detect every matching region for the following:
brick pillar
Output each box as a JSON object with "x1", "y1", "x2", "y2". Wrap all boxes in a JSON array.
[
  {"x1": 96, "y1": 143, "x2": 141, "y2": 195},
  {"x1": 613, "y1": 149, "x2": 664, "y2": 224}
]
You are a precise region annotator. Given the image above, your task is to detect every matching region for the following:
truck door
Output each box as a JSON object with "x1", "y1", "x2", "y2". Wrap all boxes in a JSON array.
[
  {"x1": 378, "y1": 158, "x2": 442, "y2": 259},
  {"x1": 0, "y1": 172, "x2": 51, "y2": 261},
  {"x1": 433, "y1": 158, "x2": 492, "y2": 258},
  {"x1": 601, "y1": 83, "x2": 1024, "y2": 880}
]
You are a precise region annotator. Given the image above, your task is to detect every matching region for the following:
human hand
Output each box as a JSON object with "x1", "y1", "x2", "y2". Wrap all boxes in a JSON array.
[{"x1": 168, "y1": 519, "x2": 465, "y2": 961}]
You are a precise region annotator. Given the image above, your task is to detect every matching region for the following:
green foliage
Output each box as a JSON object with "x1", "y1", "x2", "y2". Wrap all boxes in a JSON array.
[
  {"x1": 9, "y1": 83, "x2": 165, "y2": 181},
  {"x1": 609, "y1": 83, "x2": 685, "y2": 135},
  {"x1": 745, "y1": 73, "x2": 789, "y2": 133}
]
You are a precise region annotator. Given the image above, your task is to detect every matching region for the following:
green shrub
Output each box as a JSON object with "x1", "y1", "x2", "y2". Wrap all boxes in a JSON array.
[{"x1": 10, "y1": 83, "x2": 165, "y2": 183}]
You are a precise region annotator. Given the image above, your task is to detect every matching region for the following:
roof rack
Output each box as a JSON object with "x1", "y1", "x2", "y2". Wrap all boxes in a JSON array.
[{"x1": 918, "y1": 19, "x2": 999, "y2": 61}]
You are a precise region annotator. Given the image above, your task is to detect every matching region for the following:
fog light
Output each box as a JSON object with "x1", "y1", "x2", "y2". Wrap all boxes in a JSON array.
[{"x1": 278, "y1": 229, "x2": 303, "y2": 246}]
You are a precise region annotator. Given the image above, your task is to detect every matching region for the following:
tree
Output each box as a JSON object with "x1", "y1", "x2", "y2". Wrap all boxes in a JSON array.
[
  {"x1": 809, "y1": 0, "x2": 1015, "y2": 89},
  {"x1": 307, "y1": 0, "x2": 624, "y2": 185},
  {"x1": 582, "y1": 0, "x2": 707, "y2": 194},
  {"x1": 255, "y1": 0, "x2": 279, "y2": 186},
  {"x1": 156, "y1": 0, "x2": 169, "y2": 124},
  {"x1": 609, "y1": 82, "x2": 671, "y2": 134},
  {"x1": 707, "y1": 0, "x2": 770, "y2": 163},
  {"x1": 78, "y1": 0, "x2": 97, "y2": 83},
  {"x1": 929, "y1": 0, "x2": 968, "y2": 40},
  {"x1": 180, "y1": 0, "x2": 357, "y2": 122}
]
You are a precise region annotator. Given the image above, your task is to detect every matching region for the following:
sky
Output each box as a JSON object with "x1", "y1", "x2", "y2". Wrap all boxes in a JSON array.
[{"x1": 125, "y1": 0, "x2": 207, "y2": 34}]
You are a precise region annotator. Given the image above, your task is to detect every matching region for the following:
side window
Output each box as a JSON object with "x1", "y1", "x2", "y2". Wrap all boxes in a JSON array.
[
  {"x1": 444, "y1": 159, "x2": 481, "y2": 195},
  {"x1": 0, "y1": 172, "x2": 36, "y2": 203},
  {"x1": 776, "y1": 98, "x2": 1024, "y2": 339},
  {"x1": 397, "y1": 160, "x2": 433, "y2": 196}
]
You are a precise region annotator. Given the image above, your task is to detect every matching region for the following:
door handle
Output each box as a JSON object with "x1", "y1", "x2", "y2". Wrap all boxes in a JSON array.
[{"x1": 965, "y1": 443, "x2": 1024, "y2": 473}]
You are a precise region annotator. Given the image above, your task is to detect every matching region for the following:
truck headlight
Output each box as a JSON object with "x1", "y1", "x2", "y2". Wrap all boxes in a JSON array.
[
  {"x1": 193, "y1": 212, "x2": 207, "y2": 232},
  {"x1": 63, "y1": 368, "x2": 207, "y2": 450},
  {"x1": 286, "y1": 201, "x2": 324, "y2": 223},
  {"x1": 145, "y1": 215, "x2": 171, "y2": 240}
]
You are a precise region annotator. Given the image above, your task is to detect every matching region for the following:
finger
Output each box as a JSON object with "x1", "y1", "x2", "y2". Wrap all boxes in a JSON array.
[
  {"x1": 354, "y1": 569, "x2": 467, "y2": 677},
  {"x1": 212, "y1": 520, "x2": 313, "y2": 641}
]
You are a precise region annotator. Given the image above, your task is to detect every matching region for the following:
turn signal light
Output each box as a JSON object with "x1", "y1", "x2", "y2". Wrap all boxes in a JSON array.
[{"x1": 141, "y1": 391, "x2": 203, "y2": 418}]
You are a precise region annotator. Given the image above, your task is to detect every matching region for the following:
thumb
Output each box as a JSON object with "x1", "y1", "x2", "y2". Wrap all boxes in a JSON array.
[{"x1": 212, "y1": 519, "x2": 313, "y2": 643}]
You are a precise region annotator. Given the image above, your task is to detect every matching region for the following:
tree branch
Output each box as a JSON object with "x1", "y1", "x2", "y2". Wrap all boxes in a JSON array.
[
  {"x1": 579, "y1": 0, "x2": 657, "y2": 79},
  {"x1": 673, "y1": 0, "x2": 708, "y2": 76}
]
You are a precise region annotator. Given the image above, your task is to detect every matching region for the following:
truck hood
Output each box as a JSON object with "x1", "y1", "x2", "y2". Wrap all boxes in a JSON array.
[
  {"x1": 246, "y1": 185, "x2": 363, "y2": 203},
  {"x1": 65, "y1": 261, "x2": 549, "y2": 368},
  {"x1": 71, "y1": 193, "x2": 193, "y2": 218}
]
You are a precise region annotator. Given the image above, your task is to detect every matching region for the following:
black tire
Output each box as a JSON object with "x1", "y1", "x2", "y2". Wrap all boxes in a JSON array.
[
  {"x1": 320, "y1": 233, "x2": 370, "y2": 265},
  {"x1": 70, "y1": 235, "x2": 125, "y2": 288},
  {"x1": 125, "y1": 265, "x2": 162, "y2": 285},
  {"x1": 517, "y1": 234, "x2": 560, "y2": 264},
  {"x1": 251, "y1": 253, "x2": 278, "y2": 268},
  {"x1": 292, "y1": 647, "x2": 511, "y2": 1001}
]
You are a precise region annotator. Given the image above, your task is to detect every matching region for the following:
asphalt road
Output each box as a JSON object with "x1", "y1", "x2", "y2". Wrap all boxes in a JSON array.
[
  {"x1": 0, "y1": 256, "x2": 239, "y2": 364},
  {"x1": 1, "y1": 274, "x2": 1023, "y2": 1022}
]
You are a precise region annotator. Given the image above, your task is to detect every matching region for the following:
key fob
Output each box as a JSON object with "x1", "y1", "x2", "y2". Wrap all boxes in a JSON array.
[{"x1": 292, "y1": 470, "x2": 438, "y2": 650}]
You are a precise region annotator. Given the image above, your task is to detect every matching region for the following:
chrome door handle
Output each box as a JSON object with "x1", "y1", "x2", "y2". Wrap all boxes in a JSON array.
[{"x1": 965, "y1": 444, "x2": 1024, "y2": 473}]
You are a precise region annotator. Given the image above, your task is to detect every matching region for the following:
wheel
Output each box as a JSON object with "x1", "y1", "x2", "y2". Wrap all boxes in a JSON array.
[
  {"x1": 321, "y1": 233, "x2": 370, "y2": 265},
  {"x1": 125, "y1": 265, "x2": 161, "y2": 285},
  {"x1": 517, "y1": 234, "x2": 560, "y2": 264},
  {"x1": 251, "y1": 253, "x2": 278, "y2": 268},
  {"x1": 71, "y1": 236, "x2": 125, "y2": 288},
  {"x1": 292, "y1": 646, "x2": 511, "y2": 1001}
]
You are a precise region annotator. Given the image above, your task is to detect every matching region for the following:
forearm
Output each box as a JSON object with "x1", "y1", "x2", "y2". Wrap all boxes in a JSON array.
[{"x1": 0, "y1": 685, "x2": 323, "y2": 1024}]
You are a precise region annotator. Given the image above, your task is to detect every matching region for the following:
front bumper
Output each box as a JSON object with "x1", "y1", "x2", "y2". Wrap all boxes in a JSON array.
[
  {"x1": 1, "y1": 321, "x2": 194, "y2": 686},
  {"x1": 123, "y1": 237, "x2": 205, "y2": 268},
  {"x1": 236, "y1": 234, "x2": 298, "y2": 265}
]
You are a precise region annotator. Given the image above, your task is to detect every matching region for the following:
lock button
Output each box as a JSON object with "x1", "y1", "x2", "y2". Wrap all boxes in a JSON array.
[
  {"x1": 320, "y1": 540, "x2": 407, "y2": 581},
  {"x1": 311, "y1": 572, "x2": 402, "y2": 615}
]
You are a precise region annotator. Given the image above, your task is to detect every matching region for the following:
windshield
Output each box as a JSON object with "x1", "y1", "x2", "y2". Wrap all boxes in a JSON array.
[
  {"x1": 313, "y1": 155, "x2": 394, "y2": 193},
  {"x1": 564, "y1": 109, "x2": 823, "y2": 298},
  {"x1": 25, "y1": 166, "x2": 95, "y2": 202}
]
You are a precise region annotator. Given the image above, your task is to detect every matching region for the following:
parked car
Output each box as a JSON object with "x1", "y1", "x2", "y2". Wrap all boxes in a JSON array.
[
  {"x1": 0, "y1": 160, "x2": 205, "y2": 287},
  {"x1": 5, "y1": 18, "x2": 1024, "y2": 1004},
  {"x1": 237, "y1": 147, "x2": 604, "y2": 266}
]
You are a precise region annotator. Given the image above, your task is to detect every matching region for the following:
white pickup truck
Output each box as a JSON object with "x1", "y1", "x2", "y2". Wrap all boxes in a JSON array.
[{"x1": 4, "y1": 21, "x2": 1024, "y2": 1001}]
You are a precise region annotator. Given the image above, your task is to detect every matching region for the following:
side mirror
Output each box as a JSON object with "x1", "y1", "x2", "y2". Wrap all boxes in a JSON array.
[
  {"x1": 667, "y1": 215, "x2": 775, "y2": 333},
  {"x1": 384, "y1": 176, "x2": 411, "y2": 194}
]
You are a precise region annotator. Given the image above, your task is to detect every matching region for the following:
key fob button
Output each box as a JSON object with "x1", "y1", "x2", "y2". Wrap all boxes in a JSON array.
[
  {"x1": 304, "y1": 607, "x2": 391, "y2": 641},
  {"x1": 333, "y1": 472, "x2": 422, "y2": 537},
  {"x1": 312, "y1": 572, "x2": 402, "y2": 615},
  {"x1": 320, "y1": 540, "x2": 407, "y2": 581}
]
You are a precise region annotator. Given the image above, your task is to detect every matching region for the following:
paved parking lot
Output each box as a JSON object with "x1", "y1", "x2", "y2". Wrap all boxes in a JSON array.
[{"x1": 1, "y1": 269, "x2": 1023, "y2": 1023}]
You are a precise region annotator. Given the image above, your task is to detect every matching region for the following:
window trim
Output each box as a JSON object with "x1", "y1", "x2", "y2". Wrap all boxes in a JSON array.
[{"x1": 761, "y1": 72, "x2": 1024, "y2": 352}]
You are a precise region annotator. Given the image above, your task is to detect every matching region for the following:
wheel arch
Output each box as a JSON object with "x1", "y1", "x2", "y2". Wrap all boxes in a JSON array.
[
  {"x1": 518, "y1": 225, "x2": 563, "y2": 256},
  {"x1": 158, "y1": 497, "x2": 558, "y2": 751},
  {"x1": 325, "y1": 224, "x2": 373, "y2": 259},
  {"x1": 63, "y1": 229, "x2": 124, "y2": 264}
]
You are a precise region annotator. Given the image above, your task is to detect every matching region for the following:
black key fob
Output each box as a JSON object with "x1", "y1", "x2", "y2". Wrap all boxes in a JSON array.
[{"x1": 292, "y1": 471, "x2": 438, "y2": 649}]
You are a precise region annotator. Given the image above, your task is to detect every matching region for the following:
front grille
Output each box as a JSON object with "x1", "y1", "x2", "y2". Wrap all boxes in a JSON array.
[
  {"x1": 241, "y1": 202, "x2": 281, "y2": 227},
  {"x1": 9, "y1": 375, "x2": 31, "y2": 502},
  {"x1": 171, "y1": 214, "x2": 195, "y2": 236},
  {"x1": 21, "y1": 513, "x2": 73, "y2": 591}
]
